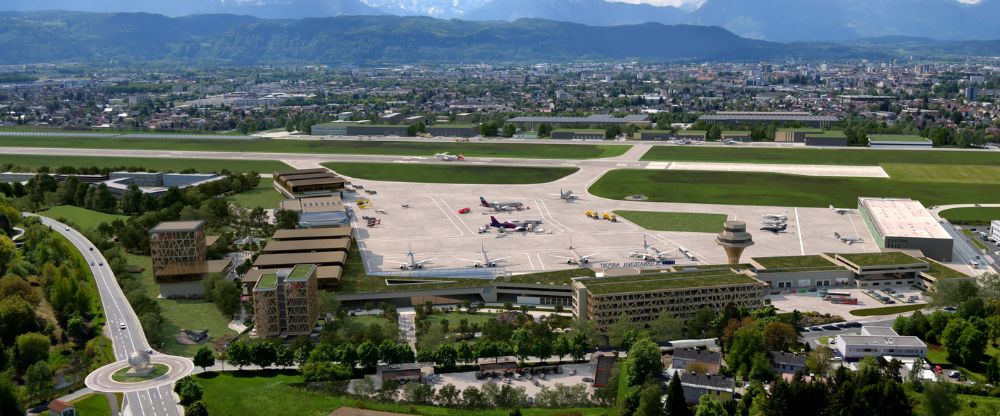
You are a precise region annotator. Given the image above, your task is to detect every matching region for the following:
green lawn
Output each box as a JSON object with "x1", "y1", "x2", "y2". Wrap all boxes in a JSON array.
[
  {"x1": 962, "y1": 229, "x2": 989, "y2": 251},
  {"x1": 422, "y1": 311, "x2": 498, "y2": 331},
  {"x1": 0, "y1": 136, "x2": 630, "y2": 160},
  {"x1": 225, "y1": 179, "x2": 283, "y2": 209},
  {"x1": 940, "y1": 207, "x2": 1000, "y2": 225},
  {"x1": 71, "y1": 393, "x2": 120, "y2": 415},
  {"x1": 506, "y1": 268, "x2": 597, "y2": 286},
  {"x1": 323, "y1": 162, "x2": 577, "y2": 184},
  {"x1": 2, "y1": 154, "x2": 290, "y2": 173},
  {"x1": 640, "y1": 146, "x2": 1000, "y2": 166},
  {"x1": 589, "y1": 169, "x2": 1000, "y2": 207},
  {"x1": 849, "y1": 304, "x2": 927, "y2": 317},
  {"x1": 196, "y1": 371, "x2": 613, "y2": 416},
  {"x1": 613, "y1": 210, "x2": 728, "y2": 233},
  {"x1": 126, "y1": 254, "x2": 236, "y2": 357},
  {"x1": 38, "y1": 205, "x2": 127, "y2": 232},
  {"x1": 111, "y1": 363, "x2": 169, "y2": 382},
  {"x1": 883, "y1": 163, "x2": 1000, "y2": 184}
]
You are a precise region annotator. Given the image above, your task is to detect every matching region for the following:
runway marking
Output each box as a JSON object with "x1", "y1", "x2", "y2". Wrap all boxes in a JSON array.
[
  {"x1": 645, "y1": 162, "x2": 670, "y2": 170},
  {"x1": 846, "y1": 212, "x2": 872, "y2": 253},
  {"x1": 794, "y1": 207, "x2": 805, "y2": 255},
  {"x1": 426, "y1": 195, "x2": 466, "y2": 236},
  {"x1": 435, "y1": 196, "x2": 477, "y2": 235},
  {"x1": 531, "y1": 199, "x2": 566, "y2": 233},
  {"x1": 537, "y1": 199, "x2": 574, "y2": 233}
]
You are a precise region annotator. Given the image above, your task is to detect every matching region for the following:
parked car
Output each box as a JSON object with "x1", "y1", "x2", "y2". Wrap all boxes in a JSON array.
[
  {"x1": 948, "y1": 371, "x2": 961, "y2": 379},
  {"x1": 822, "y1": 325, "x2": 839, "y2": 330}
]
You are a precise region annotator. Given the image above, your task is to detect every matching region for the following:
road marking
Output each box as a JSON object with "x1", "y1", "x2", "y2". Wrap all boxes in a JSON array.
[
  {"x1": 435, "y1": 196, "x2": 477, "y2": 235},
  {"x1": 794, "y1": 207, "x2": 805, "y2": 255},
  {"x1": 425, "y1": 195, "x2": 466, "y2": 236}
]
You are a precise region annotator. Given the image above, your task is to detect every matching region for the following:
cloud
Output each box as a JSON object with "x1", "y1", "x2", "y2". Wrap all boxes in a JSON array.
[{"x1": 606, "y1": 0, "x2": 705, "y2": 7}]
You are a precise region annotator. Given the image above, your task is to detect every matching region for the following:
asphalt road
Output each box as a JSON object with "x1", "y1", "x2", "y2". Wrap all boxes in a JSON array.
[{"x1": 31, "y1": 215, "x2": 183, "y2": 416}]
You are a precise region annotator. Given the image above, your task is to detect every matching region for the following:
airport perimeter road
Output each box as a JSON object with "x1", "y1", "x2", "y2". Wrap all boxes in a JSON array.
[{"x1": 30, "y1": 214, "x2": 191, "y2": 416}]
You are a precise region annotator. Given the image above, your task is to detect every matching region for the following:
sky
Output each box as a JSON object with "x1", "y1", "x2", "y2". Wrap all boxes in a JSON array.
[{"x1": 609, "y1": 0, "x2": 981, "y2": 6}]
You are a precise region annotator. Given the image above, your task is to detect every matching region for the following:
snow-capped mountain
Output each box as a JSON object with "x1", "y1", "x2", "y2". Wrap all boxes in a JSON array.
[{"x1": 360, "y1": 0, "x2": 492, "y2": 18}]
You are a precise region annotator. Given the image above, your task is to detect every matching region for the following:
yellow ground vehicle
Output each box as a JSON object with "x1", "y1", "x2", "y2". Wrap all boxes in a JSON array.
[
  {"x1": 603, "y1": 212, "x2": 617, "y2": 222},
  {"x1": 585, "y1": 210, "x2": 599, "y2": 219}
]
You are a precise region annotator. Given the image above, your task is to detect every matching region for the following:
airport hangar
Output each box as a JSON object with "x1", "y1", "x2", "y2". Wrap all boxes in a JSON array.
[{"x1": 858, "y1": 197, "x2": 954, "y2": 262}]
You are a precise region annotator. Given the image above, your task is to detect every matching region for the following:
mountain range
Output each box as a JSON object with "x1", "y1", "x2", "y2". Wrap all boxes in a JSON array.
[{"x1": 4, "y1": 0, "x2": 1000, "y2": 41}]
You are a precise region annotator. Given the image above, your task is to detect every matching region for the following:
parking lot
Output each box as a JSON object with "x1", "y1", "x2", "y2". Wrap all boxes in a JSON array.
[
  {"x1": 430, "y1": 362, "x2": 595, "y2": 398},
  {"x1": 770, "y1": 287, "x2": 927, "y2": 317}
]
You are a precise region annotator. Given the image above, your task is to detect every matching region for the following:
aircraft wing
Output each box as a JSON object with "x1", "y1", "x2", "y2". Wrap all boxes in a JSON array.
[
  {"x1": 415, "y1": 258, "x2": 435, "y2": 265},
  {"x1": 581, "y1": 253, "x2": 599, "y2": 259},
  {"x1": 385, "y1": 260, "x2": 409, "y2": 265},
  {"x1": 493, "y1": 256, "x2": 512, "y2": 262},
  {"x1": 458, "y1": 258, "x2": 481, "y2": 264},
  {"x1": 550, "y1": 255, "x2": 577, "y2": 261}
]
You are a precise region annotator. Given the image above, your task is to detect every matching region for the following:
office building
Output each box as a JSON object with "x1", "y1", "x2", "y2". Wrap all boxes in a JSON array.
[
  {"x1": 149, "y1": 221, "x2": 231, "y2": 298},
  {"x1": 859, "y1": 197, "x2": 953, "y2": 261},
  {"x1": 833, "y1": 326, "x2": 927, "y2": 360},
  {"x1": 991, "y1": 220, "x2": 1000, "y2": 243},
  {"x1": 252, "y1": 264, "x2": 320, "y2": 337},
  {"x1": 698, "y1": 112, "x2": 839, "y2": 128},
  {"x1": 101, "y1": 172, "x2": 224, "y2": 198},
  {"x1": 272, "y1": 168, "x2": 347, "y2": 199},
  {"x1": 867, "y1": 134, "x2": 933, "y2": 149},
  {"x1": 550, "y1": 129, "x2": 605, "y2": 140},
  {"x1": 571, "y1": 267, "x2": 767, "y2": 331}
]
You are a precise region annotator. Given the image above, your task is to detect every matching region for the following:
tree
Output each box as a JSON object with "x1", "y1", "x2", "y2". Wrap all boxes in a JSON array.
[
  {"x1": 227, "y1": 340, "x2": 252, "y2": 369},
  {"x1": 694, "y1": 394, "x2": 727, "y2": 416},
  {"x1": 664, "y1": 372, "x2": 690, "y2": 416},
  {"x1": 175, "y1": 377, "x2": 204, "y2": 406},
  {"x1": 625, "y1": 336, "x2": 663, "y2": 387},
  {"x1": 650, "y1": 311, "x2": 684, "y2": 343},
  {"x1": 184, "y1": 401, "x2": 209, "y2": 416},
  {"x1": 25, "y1": 361, "x2": 53, "y2": 403},
  {"x1": 635, "y1": 383, "x2": 663, "y2": 416},
  {"x1": 274, "y1": 209, "x2": 300, "y2": 229},
  {"x1": 762, "y1": 322, "x2": 798, "y2": 352},
  {"x1": 569, "y1": 331, "x2": 589, "y2": 361},
  {"x1": 357, "y1": 341, "x2": 379, "y2": 369},
  {"x1": 537, "y1": 123, "x2": 552, "y2": 137},
  {"x1": 15, "y1": 332, "x2": 49, "y2": 371},
  {"x1": 193, "y1": 346, "x2": 215, "y2": 371},
  {"x1": 119, "y1": 183, "x2": 144, "y2": 214},
  {"x1": 0, "y1": 295, "x2": 37, "y2": 344},
  {"x1": 502, "y1": 123, "x2": 517, "y2": 137},
  {"x1": 210, "y1": 278, "x2": 241, "y2": 317},
  {"x1": 436, "y1": 384, "x2": 461, "y2": 407},
  {"x1": 249, "y1": 341, "x2": 277, "y2": 369},
  {"x1": 608, "y1": 314, "x2": 640, "y2": 354},
  {"x1": 920, "y1": 382, "x2": 960, "y2": 416},
  {"x1": 0, "y1": 376, "x2": 23, "y2": 416},
  {"x1": 462, "y1": 386, "x2": 486, "y2": 409},
  {"x1": 510, "y1": 328, "x2": 532, "y2": 363},
  {"x1": 686, "y1": 308, "x2": 717, "y2": 339},
  {"x1": 0, "y1": 237, "x2": 19, "y2": 277},
  {"x1": 435, "y1": 344, "x2": 458, "y2": 367},
  {"x1": 806, "y1": 346, "x2": 833, "y2": 376},
  {"x1": 728, "y1": 326, "x2": 765, "y2": 379},
  {"x1": 553, "y1": 337, "x2": 569, "y2": 363},
  {"x1": 987, "y1": 355, "x2": 1000, "y2": 385}
]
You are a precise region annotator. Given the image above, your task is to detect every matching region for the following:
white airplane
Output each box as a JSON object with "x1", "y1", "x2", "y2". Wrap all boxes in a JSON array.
[
  {"x1": 834, "y1": 232, "x2": 863, "y2": 245},
  {"x1": 761, "y1": 218, "x2": 787, "y2": 226},
  {"x1": 629, "y1": 235, "x2": 669, "y2": 261},
  {"x1": 434, "y1": 152, "x2": 465, "y2": 161},
  {"x1": 762, "y1": 211, "x2": 789, "y2": 221},
  {"x1": 724, "y1": 139, "x2": 742, "y2": 146},
  {"x1": 678, "y1": 246, "x2": 697, "y2": 261},
  {"x1": 551, "y1": 239, "x2": 598, "y2": 265},
  {"x1": 555, "y1": 189, "x2": 579, "y2": 201},
  {"x1": 460, "y1": 244, "x2": 510, "y2": 268},
  {"x1": 386, "y1": 245, "x2": 435, "y2": 270},
  {"x1": 480, "y1": 196, "x2": 525, "y2": 212},
  {"x1": 829, "y1": 205, "x2": 851, "y2": 215}
]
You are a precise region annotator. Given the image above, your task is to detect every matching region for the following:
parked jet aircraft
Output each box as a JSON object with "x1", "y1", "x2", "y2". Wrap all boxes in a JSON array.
[
  {"x1": 480, "y1": 196, "x2": 524, "y2": 211},
  {"x1": 629, "y1": 235, "x2": 669, "y2": 261},
  {"x1": 834, "y1": 232, "x2": 863, "y2": 245},
  {"x1": 552, "y1": 240, "x2": 598, "y2": 265},
  {"x1": 434, "y1": 152, "x2": 465, "y2": 161},
  {"x1": 386, "y1": 245, "x2": 434, "y2": 269},
  {"x1": 556, "y1": 189, "x2": 579, "y2": 201},
  {"x1": 460, "y1": 244, "x2": 510, "y2": 268},
  {"x1": 762, "y1": 211, "x2": 789, "y2": 221},
  {"x1": 760, "y1": 223, "x2": 788, "y2": 233},
  {"x1": 829, "y1": 205, "x2": 851, "y2": 215}
]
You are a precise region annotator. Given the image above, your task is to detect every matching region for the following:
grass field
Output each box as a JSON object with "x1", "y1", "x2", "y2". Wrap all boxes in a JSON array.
[
  {"x1": 39, "y1": 205, "x2": 127, "y2": 232},
  {"x1": 323, "y1": 162, "x2": 578, "y2": 184},
  {"x1": 0, "y1": 136, "x2": 630, "y2": 159},
  {"x1": 3, "y1": 154, "x2": 290, "y2": 173},
  {"x1": 962, "y1": 229, "x2": 989, "y2": 251},
  {"x1": 112, "y1": 363, "x2": 169, "y2": 382},
  {"x1": 127, "y1": 254, "x2": 236, "y2": 356},
  {"x1": 195, "y1": 371, "x2": 613, "y2": 416},
  {"x1": 639, "y1": 146, "x2": 1000, "y2": 166},
  {"x1": 940, "y1": 207, "x2": 1000, "y2": 225},
  {"x1": 589, "y1": 170, "x2": 1000, "y2": 207},
  {"x1": 71, "y1": 393, "x2": 120, "y2": 415},
  {"x1": 849, "y1": 304, "x2": 927, "y2": 317},
  {"x1": 422, "y1": 311, "x2": 498, "y2": 331},
  {"x1": 613, "y1": 210, "x2": 728, "y2": 233},
  {"x1": 226, "y1": 179, "x2": 282, "y2": 209},
  {"x1": 882, "y1": 164, "x2": 1000, "y2": 184}
]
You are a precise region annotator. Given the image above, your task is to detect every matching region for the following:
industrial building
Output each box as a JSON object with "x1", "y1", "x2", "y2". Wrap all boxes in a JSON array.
[
  {"x1": 571, "y1": 267, "x2": 768, "y2": 331},
  {"x1": 252, "y1": 264, "x2": 320, "y2": 338},
  {"x1": 243, "y1": 227, "x2": 354, "y2": 291},
  {"x1": 675, "y1": 130, "x2": 707, "y2": 141},
  {"x1": 697, "y1": 112, "x2": 840, "y2": 128},
  {"x1": 802, "y1": 131, "x2": 849, "y2": 147},
  {"x1": 721, "y1": 131, "x2": 752, "y2": 142},
  {"x1": 633, "y1": 130, "x2": 673, "y2": 141},
  {"x1": 867, "y1": 134, "x2": 933, "y2": 149},
  {"x1": 101, "y1": 171, "x2": 224, "y2": 197},
  {"x1": 833, "y1": 326, "x2": 927, "y2": 360},
  {"x1": 774, "y1": 128, "x2": 824, "y2": 142},
  {"x1": 550, "y1": 129, "x2": 605, "y2": 140},
  {"x1": 507, "y1": 114, "x2": 650, "y2": 130},
  {"x1": 426, "y1": 124, "x2": 480, "y2": 138},
  {"x1": 858, "y1": 197, "x2": 954, "y2": 261},
  {"x1": 310, "y1": 123, "x2": 410, "y2": 137},
  {"x1": 149, "y1": 221, "x2": 232, "y2": 298},
  {"x1": 272, "y1": 168, "x2": 347, "y2": 199},
  {"x1": 280, "y1": 196, "x2": 350, "y2": 228}
]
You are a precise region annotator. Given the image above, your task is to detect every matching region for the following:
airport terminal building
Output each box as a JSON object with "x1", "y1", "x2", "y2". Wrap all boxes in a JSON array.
[{"x1": 858, "y1": 197, "x2": 953, "y2": 261}]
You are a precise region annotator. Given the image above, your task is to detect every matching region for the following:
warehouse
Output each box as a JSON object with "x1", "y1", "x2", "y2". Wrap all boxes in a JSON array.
[
  {"x1": 774, "y1": 128, "x2": 824, "y2": 142},
  {"x1": 803, "y1": 131, "x2": 849, "y2": 147},
  {"x1": 550, "y1": 129, "x2": 605, "y2": 140},
  {"x1": 311, "y1": 122, "x2": 410, "y2": 137},
  {"x1": 675, "y1": 130, "x2": 707, "y2": 141},
  {"x1": 272, "y1": 169, "x2": 347, "y2": 198},
  {"x1": 698, "y1": 112, "x2": 840, "y2": 128},
  {"x1": 271, "y1": 227, "x2": 353, "y2": 241},
  {"x1": 280, "y1": 196, "x2": 350, "y2": 228},
  {"x1": 867, "y1": 134, "x2": 933, "y2": 149},
  {"x1": 508, "y1": 114, "x2": 650, "y2": 130},
  {"x1": 721, "y1": 131, "x2": 752, "y2": 142},
  {"x1": 858, "y1": 197, "x2": 953, "y2": 261},
  {"x1": 252, "y1": 251, "x2": 346, "y2": 269},
  {"x1": 571, "y1": 267, "x2": 767, "y2": 331},
  {"x1": 633, "y1": 130, "x2": 673, "y2": 141},
  {"x1": 426, "y1": 124, "x2": 480, "y2": 138}
]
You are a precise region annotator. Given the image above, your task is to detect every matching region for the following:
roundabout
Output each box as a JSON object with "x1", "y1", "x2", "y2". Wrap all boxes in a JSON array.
[{"x1": 86, "y1": 352, "x2": 194, "y2": 393}]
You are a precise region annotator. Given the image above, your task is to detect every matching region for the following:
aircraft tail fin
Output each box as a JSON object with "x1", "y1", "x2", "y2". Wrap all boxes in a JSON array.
[
  {"x1": 834, "y1": 232, "x2": 842, "y2": 238},
  {"x1": 480, "y1": 197, "x2": 490, "y2": 207},
  {"x1": 490, "y1": 216, "x2": 501, "y2": 227}
]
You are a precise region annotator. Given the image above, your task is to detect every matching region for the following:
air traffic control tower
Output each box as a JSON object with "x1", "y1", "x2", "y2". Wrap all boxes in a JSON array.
[{"x1": 717, "y1": 221, "x2": 755, "y2": 264}]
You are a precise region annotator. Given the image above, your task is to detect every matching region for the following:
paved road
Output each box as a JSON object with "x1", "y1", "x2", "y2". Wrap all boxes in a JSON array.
[
  {"x1": 30, "y1": 215, "x2": 187, "y2": 416},
  {"x1": 929, "y1": 204, "x2": 1000, "y2": 275}
]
